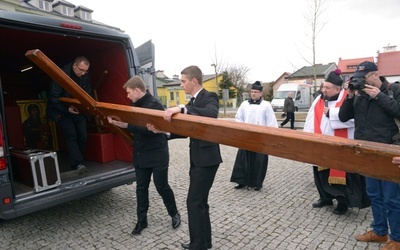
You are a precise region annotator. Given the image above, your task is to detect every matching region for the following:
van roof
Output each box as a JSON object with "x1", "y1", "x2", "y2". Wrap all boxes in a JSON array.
[
  {"x1": 0, "y1": 10, "x2": 134, "y2": 73},
  {"x1": 0, "y1": 10, "x2": 130, "y2": 39}
]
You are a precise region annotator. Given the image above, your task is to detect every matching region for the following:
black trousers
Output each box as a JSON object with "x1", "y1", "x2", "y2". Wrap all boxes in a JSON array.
[
  {"x1": 135, "y1": 165, "x2": 178, "y2": 222},
  {"x1": 58, "y1": 114, "x2": 87, "y2": 169},
  {"x1": 281, "y1": 111, "x2": 295, "y2": 129},
  {"x1": 187, "y1": 163, "x2": 219, "y2": 250}
]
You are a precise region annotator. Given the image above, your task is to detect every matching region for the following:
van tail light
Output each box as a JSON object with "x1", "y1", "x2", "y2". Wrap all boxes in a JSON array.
[
  {"x1": 60, "y1": 23, "x2": 82, "y2": 30},
  {"x1": 3, "y1": 197, "x2": 11, "y2": 205},
  {"x1": 0, "y1": 158, "x2": 6, "y2": 170}
]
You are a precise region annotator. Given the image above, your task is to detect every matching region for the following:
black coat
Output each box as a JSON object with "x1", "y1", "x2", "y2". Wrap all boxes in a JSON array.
[
  {"x1": 46, "y1": 61, "x2": 93, "y2": 123},
  {"x1": 283, "y1": 97, "x2": 295, "y2": 113},
  {"x1": 339, "y1": 78, "x2": 400, "y2": 144},
  {"x1": 127, "y1": 92, "x2": 169, "y2": 168}
]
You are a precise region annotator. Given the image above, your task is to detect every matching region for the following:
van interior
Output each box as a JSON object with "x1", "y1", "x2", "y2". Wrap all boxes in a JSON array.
[{"x1": 0, "y1": 21, "x2": 135, "y2": 198}]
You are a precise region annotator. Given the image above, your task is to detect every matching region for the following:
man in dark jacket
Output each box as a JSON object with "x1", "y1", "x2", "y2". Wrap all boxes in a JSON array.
[
  {"x1": 339, "y1": 61, "x2": 400, "y2": 249},
  {"x1": 108, "y1": 76, "x2": 180, "y2": 235},
  {"x1": 280, "y1": 92, "x2": 295, "y2": 129},
  {"x1": 147, "y1": 65, "x2": 222, "y2": 250},
  {"x1": 47, "y1": 56, "x2": 92, "y2": 174}
]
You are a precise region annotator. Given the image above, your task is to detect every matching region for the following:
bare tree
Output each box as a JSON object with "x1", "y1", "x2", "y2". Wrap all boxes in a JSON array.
[
  {"x1": 224, "y1": 64, "x2": 250, "y2": 103},
  {"x1": 210, "y1": 45, "x2": 249, "y2": 104},
  {"x1": 211, "y1": 44, "x2": 226, "y2": 94},
  {"x1": 304, "y1": 0, "x2": 327, "y2": 92}
]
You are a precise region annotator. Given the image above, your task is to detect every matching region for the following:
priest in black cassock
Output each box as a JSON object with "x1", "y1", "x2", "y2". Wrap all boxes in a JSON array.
[{"x1": 230, "y1": 81, "x2": 278, "y2": 191}]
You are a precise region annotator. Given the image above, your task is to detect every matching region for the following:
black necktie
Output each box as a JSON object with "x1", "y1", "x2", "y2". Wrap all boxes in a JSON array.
[{"x1": 189, "y1": 97, "x2": 195, "y2": 106}]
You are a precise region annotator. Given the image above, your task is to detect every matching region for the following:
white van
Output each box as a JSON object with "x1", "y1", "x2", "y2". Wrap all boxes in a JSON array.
[{"x1": 271, "y1": 83, "x2": 312, "y2": 111}]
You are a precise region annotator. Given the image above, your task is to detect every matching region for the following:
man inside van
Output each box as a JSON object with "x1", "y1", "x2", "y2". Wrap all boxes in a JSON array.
[{"x1": 47, "y1": 56, "x2": 92, "y2": 174}]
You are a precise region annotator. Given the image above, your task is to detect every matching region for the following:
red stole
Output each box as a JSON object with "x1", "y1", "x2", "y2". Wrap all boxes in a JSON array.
[{"x1": 314, "y1": 91, "x2": 348, "y2": 185}]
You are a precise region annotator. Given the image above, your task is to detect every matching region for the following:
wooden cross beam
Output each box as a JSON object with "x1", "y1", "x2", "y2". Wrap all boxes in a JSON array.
[
  {"x1": 25, "y1": 49, "x2": 132, "y2": 143},
  {"x1": 25, "y1": 49, "x2": 400, "y2": 183}
]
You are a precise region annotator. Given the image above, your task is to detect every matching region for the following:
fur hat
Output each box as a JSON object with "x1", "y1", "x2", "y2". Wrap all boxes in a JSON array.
[
  {"x1": 325, "y1": 69, "x2": 343, "y2": 86},
  {"x1": 251, "y1": 81, "x2": 263, "y2": 91}
]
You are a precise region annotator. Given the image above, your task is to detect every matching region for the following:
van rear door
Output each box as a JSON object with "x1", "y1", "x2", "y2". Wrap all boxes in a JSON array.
[
  {"x1": 136, "y1": 40, "x2": 157, "y2": 97},
  {"x1": 0, "y1": 10, "x2": 144, "y2": 219}
]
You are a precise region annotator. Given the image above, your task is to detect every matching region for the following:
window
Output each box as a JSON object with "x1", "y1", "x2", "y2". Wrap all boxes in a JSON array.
[
  {"x1": 175, "y1": 92, "x2": 180, "y2": 105},
  {"x1": 61, "y1": 6, "x2": 74, "y2": 16},
  {"x1": 170, "y1": 92, "x2": 174, "y2": 101},
  {"x1": 81, "y1": 11, "x2": 92, "y2": 21},
  {"x1": 38, "y1": 0, "x2": 51, "y2": 11},
  {"x1": 295, "y1": 91, "x2": 301, "y2": 100}
]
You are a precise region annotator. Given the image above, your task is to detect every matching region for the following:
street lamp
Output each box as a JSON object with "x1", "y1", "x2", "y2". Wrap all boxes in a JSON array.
[{"x1": 211, "y1": 63, "x2": 218, "y2": 93}]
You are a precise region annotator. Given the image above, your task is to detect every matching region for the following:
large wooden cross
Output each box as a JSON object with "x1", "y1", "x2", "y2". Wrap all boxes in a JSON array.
[{"x1": 26, "y1": 49, "x2": 400, "y2": 183}]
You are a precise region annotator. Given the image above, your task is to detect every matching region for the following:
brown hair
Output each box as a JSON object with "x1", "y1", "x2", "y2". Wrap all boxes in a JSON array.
[
  {"x1": 123, "y1": 75, "x2": 146, "y2": 92},
  {"x1": 74, "y1": 56, "x2": 90, "y2": 66},
  {"x1": 181, "y1": 65, "x2": 203, "y2": 85}
]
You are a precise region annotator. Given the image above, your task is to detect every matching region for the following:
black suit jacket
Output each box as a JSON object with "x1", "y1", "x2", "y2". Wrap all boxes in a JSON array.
[{"x1": 171, "y1": 88, "x2": 222, "y2": 167}]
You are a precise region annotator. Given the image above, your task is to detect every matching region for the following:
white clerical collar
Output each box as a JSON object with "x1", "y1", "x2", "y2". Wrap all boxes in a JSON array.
[{"x1": 192, "y1": 88, "x2": 203, "y2": 99}]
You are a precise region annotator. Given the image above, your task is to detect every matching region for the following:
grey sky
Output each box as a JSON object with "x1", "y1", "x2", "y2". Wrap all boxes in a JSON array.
[{"x1": 73, "y1": 0, "x2": 400, "y2": 82}]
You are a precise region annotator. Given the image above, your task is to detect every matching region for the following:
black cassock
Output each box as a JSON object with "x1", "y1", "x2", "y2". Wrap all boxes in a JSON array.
[
  {"x1": 313, "y1": 166, "x2": 371, "y2": 208},
  {"x1": 230, "y1": 149, "x2": 269, "y2": 188}
]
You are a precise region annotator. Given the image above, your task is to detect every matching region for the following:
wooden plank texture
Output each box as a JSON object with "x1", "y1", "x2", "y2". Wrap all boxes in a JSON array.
[{"x1": 26, "y1": 49, "x2": 400, "y2": 183}]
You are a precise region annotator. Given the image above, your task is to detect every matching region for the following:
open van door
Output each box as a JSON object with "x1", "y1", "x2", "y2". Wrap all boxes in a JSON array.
[{"x1": 136, "y1": 40, "x2": 157, "y2": 97}]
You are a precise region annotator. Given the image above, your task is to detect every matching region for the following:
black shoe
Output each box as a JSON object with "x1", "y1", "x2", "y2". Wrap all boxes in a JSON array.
[
  {"x1": 181, "y1": 241, "x2": 212, "y2": 249},
  {"x1": 181, "y1": 241, "x2": 190, "y2": 249},
  {"x1": 333, "y1": 204, "x2": 348, "y2": 215},
  {"x1": 172, "y1": 213, "x2": 181, "y2": 229},
  {"x1": 312, "y1": 199, "x2": 333, "y2": 208},
  {"x1": 254, "y1": 187, "x2": 262, "y2": 191},
  {"x1": 76, "y1": 164, "x2": 88, "y2": 175},
  {"x1": 234, "y1": 184, "x2": 246, "y2": 189},
  {"x1": 131, "y1": 221, "x2": 148, "y2": 235}
]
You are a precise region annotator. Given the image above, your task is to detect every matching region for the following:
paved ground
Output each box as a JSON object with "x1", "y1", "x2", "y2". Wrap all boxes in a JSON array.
[{"x1": 0, "y1": 134, "x2": 384, "y2": 250}]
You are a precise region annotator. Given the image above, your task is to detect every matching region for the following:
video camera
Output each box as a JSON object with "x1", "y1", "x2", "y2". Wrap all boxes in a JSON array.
[{"x1": 348, "y1": 77, "x2": 366, "y2": 90}]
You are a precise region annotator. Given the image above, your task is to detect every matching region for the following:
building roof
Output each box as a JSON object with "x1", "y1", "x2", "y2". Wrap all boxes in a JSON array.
[
  {"x1": 53, "y1": 0, "x2": 75, "y2": 8},
  {"x1": 337, "y1": 57, "x2": 374, "y2": 75},
  {"x1": 156, "y1": 77, "x2": 180, "y2": 88},
  {"x1": 275, "y1": 72, "x2": 291, "y2": 82},
  {"x1": 271, "y1": 72, "x2": 291, "y2": 87},
  {"x1": 286, "y1": 63, "x2": 337, "y2": 79},
  {"x1": 377, "y1": 51, "x2": 400, "y2": 77},
  {"x1": 203, "y1": 74, "x2": 216, "y2": 82}
]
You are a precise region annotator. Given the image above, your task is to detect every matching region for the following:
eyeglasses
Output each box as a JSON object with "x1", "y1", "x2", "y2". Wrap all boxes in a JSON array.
[{"x1": 74, "y1": 64, "x2": 89, "y2": 73}]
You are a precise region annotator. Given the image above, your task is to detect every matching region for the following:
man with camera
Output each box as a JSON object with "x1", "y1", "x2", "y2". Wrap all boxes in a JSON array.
[{"x1": 339, "y1": 61, "x2": 400, "y2": 250}]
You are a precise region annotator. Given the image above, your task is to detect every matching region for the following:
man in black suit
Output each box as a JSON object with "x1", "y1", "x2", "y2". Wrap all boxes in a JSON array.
[
  {"x1": 148, "y1": 65, "x2": 222, "y2": 250},
  {"x1": 108, "y1": 76, "x2": 180, "y2": 236},
  {"x1": 47, "y1": 56, "x2": 92, "y2": 174}
]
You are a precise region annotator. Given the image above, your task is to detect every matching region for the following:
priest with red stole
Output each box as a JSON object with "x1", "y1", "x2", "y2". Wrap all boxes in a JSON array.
[{"x1": 303, "y1": 69, "x2": 370, "y2": 215}]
